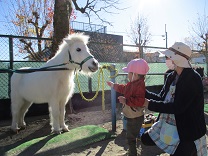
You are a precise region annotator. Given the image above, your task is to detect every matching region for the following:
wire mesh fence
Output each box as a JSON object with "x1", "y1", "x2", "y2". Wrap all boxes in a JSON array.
[{"x1": 0, "y1": 34, "x2": 189, "y2": 99}]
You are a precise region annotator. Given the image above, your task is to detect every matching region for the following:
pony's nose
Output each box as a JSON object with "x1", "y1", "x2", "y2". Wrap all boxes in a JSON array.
[{"x1": 92, "y1": 60, "x2": 98, "y2": 67}]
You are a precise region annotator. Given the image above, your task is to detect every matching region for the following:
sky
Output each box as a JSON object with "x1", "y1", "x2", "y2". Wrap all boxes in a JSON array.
[
  {"x1": 74, "y1": 0, "x2": 208, "y2": 48},
  {"x1": 0, "y1": 0, "x2": 207, "y2": 49}
]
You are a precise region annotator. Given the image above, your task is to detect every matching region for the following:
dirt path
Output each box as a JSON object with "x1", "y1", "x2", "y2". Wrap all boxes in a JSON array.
[{"x1": 0, "y1": 104, "x2": 207, "y2": 156}]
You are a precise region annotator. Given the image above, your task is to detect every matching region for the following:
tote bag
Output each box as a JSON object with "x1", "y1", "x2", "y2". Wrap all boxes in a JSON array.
[{"x1": 160, "y1": 120, "x2": 179, "y2": 145}]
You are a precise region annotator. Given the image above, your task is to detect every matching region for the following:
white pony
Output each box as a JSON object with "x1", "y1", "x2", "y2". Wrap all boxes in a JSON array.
[{"x1": 10, "y1": 33, "x2": 99, "y2": 134}]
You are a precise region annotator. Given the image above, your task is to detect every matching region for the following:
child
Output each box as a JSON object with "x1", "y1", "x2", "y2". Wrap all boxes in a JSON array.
[{"x1": 107, "y1": 58, "x2": 149, "y2": 156}]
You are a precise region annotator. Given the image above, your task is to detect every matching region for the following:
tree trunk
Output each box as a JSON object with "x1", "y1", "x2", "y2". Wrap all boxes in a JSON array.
[
  {"x1": 51, "y1": 0, "x2": 74, "y2": 113},
  {"x1": 51, "y1": 0, "x2": 72, "y2": 58}
]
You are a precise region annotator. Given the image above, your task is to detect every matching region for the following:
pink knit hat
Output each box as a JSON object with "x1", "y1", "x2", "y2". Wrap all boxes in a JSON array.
[{"x1": 122, "y1": 59, "x2": 149, "y2": 75}]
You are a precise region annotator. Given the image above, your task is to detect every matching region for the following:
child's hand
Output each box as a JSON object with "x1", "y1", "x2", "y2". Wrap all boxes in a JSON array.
[
  {"x1": 144, "y1": 98, "x2": 149, "y2": 108},
  {"x1": 107, "y1": 81, "x2": 114, "y2": 88},
  {"x1": 118, "y1": 96, "x2": 126, "y2": 104}
]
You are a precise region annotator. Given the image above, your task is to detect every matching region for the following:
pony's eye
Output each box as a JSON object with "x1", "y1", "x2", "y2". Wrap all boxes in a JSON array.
[{"x1": 76, "y1": 48, "x2": 81, "y2": 52}]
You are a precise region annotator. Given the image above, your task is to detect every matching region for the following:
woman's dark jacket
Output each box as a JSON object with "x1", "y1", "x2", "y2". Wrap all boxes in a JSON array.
[{"x1": 146, "y1": 68, "x2": 206, "y2": 142}]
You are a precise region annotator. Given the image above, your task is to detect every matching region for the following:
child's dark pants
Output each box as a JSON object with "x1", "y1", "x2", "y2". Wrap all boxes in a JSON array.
[{"x1": 126, "y1": 115, "x2": 144, "y2": 156}]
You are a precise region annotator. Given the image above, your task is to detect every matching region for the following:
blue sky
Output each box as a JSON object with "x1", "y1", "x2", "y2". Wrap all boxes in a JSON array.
[
  {"x1": 0, "y1": 0, "x2": 207, "y2": 48},
  {"x1": 75, "y1": 0, "x2": 208, "y2": 48}
]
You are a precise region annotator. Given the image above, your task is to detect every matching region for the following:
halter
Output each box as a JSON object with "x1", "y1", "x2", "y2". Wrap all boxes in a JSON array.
[
  {"x1": 0, "y1": 50, "x2": 94, "y2": 74},
  {"x1": 68, "y1": 50, "x2": 94, "y2": 71}
]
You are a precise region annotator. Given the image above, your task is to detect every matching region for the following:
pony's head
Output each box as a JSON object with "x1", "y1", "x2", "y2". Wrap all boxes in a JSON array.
[{"x1": 63, "y1": 33, "x2": 99, "y2": 74}]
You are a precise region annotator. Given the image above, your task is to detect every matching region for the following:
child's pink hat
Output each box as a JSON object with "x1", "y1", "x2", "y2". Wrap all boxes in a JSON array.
[{"x1": 122, "y1": 59, "x2": 149, "y2": 75}]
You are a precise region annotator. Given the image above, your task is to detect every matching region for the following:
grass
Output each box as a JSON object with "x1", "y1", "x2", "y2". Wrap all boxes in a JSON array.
[
  {"x1": 204, "y1": 104, "x2": 208, "y2": 113},
  {"x1": 5, "y1": 125, "x2": 115, "y2": 156}
]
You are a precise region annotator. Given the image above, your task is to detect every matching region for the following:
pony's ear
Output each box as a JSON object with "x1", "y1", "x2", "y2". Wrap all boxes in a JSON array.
[
  {"x1": 81, "y1": 35, "x2": 90, "y2": 44},
  {"x1": 64, "y1": 37, "x2": 72, "y2": 45},
  {"x1": 63, "y1": 34, "x2": 73, "y2": 45}
]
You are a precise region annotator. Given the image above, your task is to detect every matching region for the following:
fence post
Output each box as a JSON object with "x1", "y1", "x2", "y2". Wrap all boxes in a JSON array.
[
  {"x1": 110, "y1": 64, "x2": 116, "y2": 132},
  {"x1": 88, "y1": 77, "x2": 92, "y2": 93},
  {"x1": 8, "y1": 36, "x2": 14, "y2": 98}
]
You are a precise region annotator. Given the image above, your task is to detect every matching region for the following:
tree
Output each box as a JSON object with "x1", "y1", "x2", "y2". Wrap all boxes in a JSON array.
[
  {"x1": 51, "y1": 0, "x2": 124, "y2": 57},
  {"x1": 1, "y1": 0, "x2": 54, "y2": 37},
  {"x1": 51, "y1": 0, "x2": 72, "y2": 57},
  {"x1": 188, "y1": 12, "x2": 208, "y2": 73},
  {"x1": 0, "y1": 0, "x2": 54, "y2": 61},
  {"x1": 1, "y1": 0, "x2": 123, "y2": 59},
  {"x1": 188, "y1": 13, "x2": 208, "y2": 51},
  {"x1": 128, "y1": 13, "x2": 151, "y2": 58}
]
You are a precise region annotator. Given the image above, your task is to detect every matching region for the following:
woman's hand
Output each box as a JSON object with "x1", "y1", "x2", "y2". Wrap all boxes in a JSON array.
[
  {"x1": 106, "y1": 81, "x2": 114, "y2": 88},
  {"x1": 118, "y1": 96, "x2": 126, "y2": 105}
]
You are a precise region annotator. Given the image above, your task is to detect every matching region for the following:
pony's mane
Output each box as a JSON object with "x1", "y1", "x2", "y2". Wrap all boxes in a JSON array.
[
  {"x1": 66, "y1": 33, "x2": 89, "y2": 44},
  {"x1": 55, "y1": 33, "x2": 89, "y2": 55}
]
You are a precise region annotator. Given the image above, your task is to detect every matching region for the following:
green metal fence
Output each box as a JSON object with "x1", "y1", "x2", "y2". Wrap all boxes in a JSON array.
[{"x1": 1, "y1": 34, "x2": 205, "y2": 99}]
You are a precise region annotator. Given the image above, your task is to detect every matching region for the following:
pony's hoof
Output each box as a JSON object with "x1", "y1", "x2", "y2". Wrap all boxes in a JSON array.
[
  {"x1": 52, "y1": 130, "x2": 61, "y2": 135},
  {"x1": 19, "y1": 125, "x2": 26, "y2": 130},
  {"x1": 62, "y1": 127, "x2": 69, "y2": 132},
  {"x1": 10, "y1": 128, "x2": 20, "y2": 134}
]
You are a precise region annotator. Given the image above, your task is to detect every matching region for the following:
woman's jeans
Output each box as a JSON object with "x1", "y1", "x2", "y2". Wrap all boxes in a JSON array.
[
  {"x1": 141, "y1": 131, "x2": 197, "y2": 156},
  {"x1": 126, "y1": 115, "x2": 144, "y2": 156}
]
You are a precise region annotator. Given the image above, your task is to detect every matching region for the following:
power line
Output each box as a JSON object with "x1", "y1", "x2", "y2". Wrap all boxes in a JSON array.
[
  {"x1": 0, "y1": 21, "x2": 12, "y2": 23},
  {"x1": 107, "y1": 31, "x2": 127, "y2": 34}
]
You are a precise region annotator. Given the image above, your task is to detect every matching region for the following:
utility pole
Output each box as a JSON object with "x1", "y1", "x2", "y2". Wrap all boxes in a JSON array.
[
  {"x1": 165, "y1": 24, "x2": 168, "y2": 48},
  {"x1": 206, "y1": 33, "x2": 208, "y2": 75},
  {"x1": 206, "y1": 33, "x2": 208, "y2": 53},
  {"x1": 138, "y1": 24, "x2": 143, "y2": 58}
]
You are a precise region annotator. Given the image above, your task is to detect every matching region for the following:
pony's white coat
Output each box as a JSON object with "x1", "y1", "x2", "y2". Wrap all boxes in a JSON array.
[{"x1": 10, "y1": 33, "x2": 99, "y2": 134}]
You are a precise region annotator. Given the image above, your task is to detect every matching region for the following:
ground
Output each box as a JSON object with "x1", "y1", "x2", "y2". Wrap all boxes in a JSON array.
[{"x1": 0, "y1": 102, "x2": 207, "y2": 156}]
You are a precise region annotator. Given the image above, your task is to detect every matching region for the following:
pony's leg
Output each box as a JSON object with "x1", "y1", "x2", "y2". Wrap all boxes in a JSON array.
[
  {"x1": 18, "y1": 100, "x2": 32, "y2": 129},
  {"x1": 48, "y1": 100, "x2": 61, "y2": 134},
  {"x1": 59, "y1": 99, "x2": 69, "y2": 132},
  {"x1": 11, "y1": 99, "x2": 24, "y2": 133}
]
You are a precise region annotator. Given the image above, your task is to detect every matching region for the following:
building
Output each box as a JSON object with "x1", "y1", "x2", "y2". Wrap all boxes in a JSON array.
[
  {"x1": 191, "y1": 52, "x2": 206, "y2": 64},
  {"x1": 71, "y1": 21, "x2": 123, "y2": 63}
]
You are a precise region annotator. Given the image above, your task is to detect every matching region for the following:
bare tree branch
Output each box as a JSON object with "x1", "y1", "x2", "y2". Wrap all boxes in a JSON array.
[
  {"x1": 128, "y1": 13, "x2": 151, "y2": 46},
  {"x1": 189, "y1": 13, "x2": 208, "y2": 50},
  {"x1": 72, "y1": 0, "x2": 127, "y2": 26},
  {"x1": 19, "y1": 39, "x2": 41, "y2": 60}
]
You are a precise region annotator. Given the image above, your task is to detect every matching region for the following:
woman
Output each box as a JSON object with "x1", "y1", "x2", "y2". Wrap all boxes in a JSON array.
[{"x1": 142, "y1": 42, "x2": 207, "y2": 156}]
